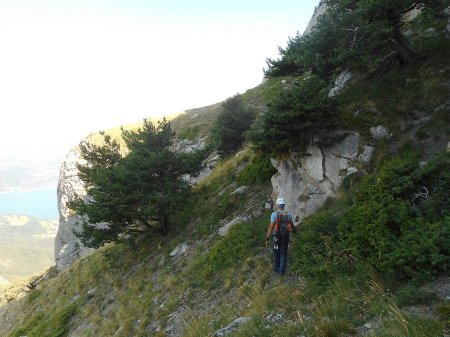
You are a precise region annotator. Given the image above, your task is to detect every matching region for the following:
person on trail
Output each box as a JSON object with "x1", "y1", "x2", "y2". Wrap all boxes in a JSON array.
[{"x1": 265, "y1": 197, "x2": 296, "y2": 276}]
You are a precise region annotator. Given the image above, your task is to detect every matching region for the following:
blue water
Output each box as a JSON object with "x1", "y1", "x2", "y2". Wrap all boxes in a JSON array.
[{"x1": 0, "y1": 188, "x2": 58, "y2": 220}]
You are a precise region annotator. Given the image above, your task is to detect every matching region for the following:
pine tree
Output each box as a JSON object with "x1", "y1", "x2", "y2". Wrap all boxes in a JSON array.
[
  {"x1": 69, "y1": 119, "x2": 204, "y2": 248},
  {"x1": 247, "y1": 75, "x2": 336, "y2": 153},
  {"x1": 265, "y1": 0, "x2": 449, "y2": 79},
  {"x1": 212, "y1": 94, "x2": 256, "y2": 156}
]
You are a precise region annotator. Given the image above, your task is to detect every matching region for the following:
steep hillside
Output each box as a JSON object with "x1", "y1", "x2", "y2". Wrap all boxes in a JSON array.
[
  {"x1": 0, "y1": 2, "x2": 449, "y2": 337},
  {"x1": 0, "y1": 149, "x2": 448, "y2": 337}
]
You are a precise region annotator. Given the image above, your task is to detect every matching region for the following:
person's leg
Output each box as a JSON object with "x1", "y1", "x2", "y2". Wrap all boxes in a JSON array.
[
  {"x1": 279, "y1": 244, "x2": 288, "y2": 275},
  {"x1": 273, "y1": 246, "x2": 280, "y2": 273}
]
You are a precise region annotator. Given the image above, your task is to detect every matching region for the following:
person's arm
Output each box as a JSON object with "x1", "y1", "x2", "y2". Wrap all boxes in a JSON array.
[
  {"x1": 265, "y1": 213, "x2": 275, "y2": 247},
  {"x1": 266, "y1": 222, "x2": 275, "y2": 240}
]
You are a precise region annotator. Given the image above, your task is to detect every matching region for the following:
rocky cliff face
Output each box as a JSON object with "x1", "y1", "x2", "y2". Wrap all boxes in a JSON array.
[
  {"x1": 270, "y1": 132, "x2": 373, "y2": 224},
  {"x1": 55, "y1": 148, "x2": 94, "y2": 271},
  {"x1": 303, "y1": 2, "x2": 328, "y2": 35}
]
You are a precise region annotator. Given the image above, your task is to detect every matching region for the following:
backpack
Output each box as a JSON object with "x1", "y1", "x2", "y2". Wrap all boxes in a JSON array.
[{"x1": 274, "y1": 210, "x2": 293, "y2": 241}]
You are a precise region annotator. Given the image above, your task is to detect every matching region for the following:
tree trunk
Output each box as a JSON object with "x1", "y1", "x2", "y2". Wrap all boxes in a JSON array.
[
  {"x1": 389, "y1": 28, "x2": 419, "y2": 64},
  {"x1": 160, "y1": 215, "x2": 169, "y2": 235}
]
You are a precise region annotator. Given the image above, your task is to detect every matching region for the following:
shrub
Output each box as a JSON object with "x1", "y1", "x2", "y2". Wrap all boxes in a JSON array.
[
  {"x1": 290, "y1": 211, "x2": 341, "y2": 277},
  {"x1": 237, "y1": 153, "x2": 276, "y2": 185},
  {"x1": 338, "y1": 151, "x2": 450, "y2": 281},
  {"x1": 291, "y1": 150, "x2": 450, "y2": 282}
]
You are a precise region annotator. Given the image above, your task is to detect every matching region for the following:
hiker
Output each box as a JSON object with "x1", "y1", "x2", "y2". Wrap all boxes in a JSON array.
[{"x1": 265, "y1": 197, "x2": 296, "y2": 275}]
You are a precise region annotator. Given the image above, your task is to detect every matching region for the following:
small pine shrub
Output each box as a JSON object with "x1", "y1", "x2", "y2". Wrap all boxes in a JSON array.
[{"x1": 339, "y1": 151, "x2": 450, "y2": 281}]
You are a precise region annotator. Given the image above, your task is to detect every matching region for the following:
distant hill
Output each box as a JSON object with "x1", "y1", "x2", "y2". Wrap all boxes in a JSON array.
[{"x1": 0, "y1": 215, "x2": 57, "y2": 283}]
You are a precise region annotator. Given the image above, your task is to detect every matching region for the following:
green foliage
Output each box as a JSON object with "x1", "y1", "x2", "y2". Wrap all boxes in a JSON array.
[
  {"x1": 247, "y1": 75, "x2": 336, "y2": 152},
  {"x1": 211, "y1": 94, "x2": 256, "y2": 155},
  {"x1": 177, "y1": 125, "x2": 200, "y2": 140},
  {"x1": 338, "y1": 151, "x2": 450, "y2": 280},
  {"x1": 69, "y1": 118, "x2": 205, "y2": 248},
  {"x1": 290, "y1": 211, "x2": 341, "y2": 277},
  {"x1": 26, "y1": 289, "x2": 42, "y2": 304},
  {"x1": 336, "y1": 55, "x2": 450, "y2": 139},
  {"x1": 292, "y1": 150, "x2": 450, "y2": 282},
  {"x1": 237, "y1": 153, "x2": 276, "y2": 185},
  {"x1": 317, "y1": 319, "x2": 356, "y2": 337},
  {"x1": 265, "y1": 0, "x2": 449, "y2": 80},
  {"x1": 394, "y1": 283, "x2": 437, "y2": 306},
  {"x1": 10, "y1": 304, "x2": 77, "y2": 337},
  {"x1": 189, "y1": 216, "x2": 266, "y2": 282}
]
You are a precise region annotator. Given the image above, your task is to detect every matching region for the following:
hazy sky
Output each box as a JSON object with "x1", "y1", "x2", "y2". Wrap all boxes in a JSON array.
[{"x1": 0, "y1": 0, "x2": 319, "y2": 195}]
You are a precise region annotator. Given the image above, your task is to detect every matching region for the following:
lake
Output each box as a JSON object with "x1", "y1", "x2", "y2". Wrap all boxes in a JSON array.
[{"x1": 0, "y1": 188, "x2": 58, "y2": 220}]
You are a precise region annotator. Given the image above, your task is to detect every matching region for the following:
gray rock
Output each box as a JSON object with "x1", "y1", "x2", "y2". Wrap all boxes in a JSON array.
[
  {"x1": 298, "y1": 145, "x2": 324, "y2": 181},
  {"x1": 265, "y1": 312, "x2": 288, "y2": 326},
  {"x1": 402, "y1": 5, "x2": 423, "y2": 23},
  {"x1": 218, "y1": 216, "x2": 248, "y2": 236},
  {"x1": 87, "y1": 288, "x2": 97, "y2": 298},
  {"x1": 184, "y1": 151, "x2": 221, "y2": 184},
  {"x1": 214, "y1": 317, "x2": 252, "y2": 336},
  {"x1": 370, "y1": 125, "x2": 390, "y2": 140},
  {"x1": 303, "y1": 3, "x2": 328, "y2": 35},
  {"x1": 402, "y1": 29, "x2": 417, "y2": 38},
  {"x1": 422, "y1": 28, "x2": 436, "y2": 37},
  {"x1": 329, "y1": 71, "x2": 352, "y2": 97},
  {"x1": 446, "y1": 6, "x2": 450, "y2": 37},
  {"x1": 271, "y1": 132, "x2": 371, "y2": 224},
  {"x1": 230, "y1": 186, "x2": 247, "y2": 196},
  {"x1": 358, "y1": 145, "x2": 374, "y2": 163},
  {"x1": 170, "y1": 138, "x2": 206, "y2": 154},
  {"x1": 169, "y1": 243, "x2": 189, "y2": 258},
  {"x1": 55, "y1": 147, "x2": 95, "y2": 271},
  {"x1": 57, "y1": 241, "x2": 82, "y2": 271}
]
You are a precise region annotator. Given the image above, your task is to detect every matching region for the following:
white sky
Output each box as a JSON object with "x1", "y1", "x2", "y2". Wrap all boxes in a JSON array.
[{"x1": 0, "y1": 0, "x2": 319, "y2": 192}]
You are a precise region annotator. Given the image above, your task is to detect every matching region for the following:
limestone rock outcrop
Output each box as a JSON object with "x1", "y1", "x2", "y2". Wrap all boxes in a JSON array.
[
  {"x1": 55, "y1": 148, "x2": 94, "y2": 271},
  {"x1": 270, "y1": 132, "x2": 372, "y2": 224},
  {"x1": 303, "y1": 2, "x2": 328, "y2": 35}
]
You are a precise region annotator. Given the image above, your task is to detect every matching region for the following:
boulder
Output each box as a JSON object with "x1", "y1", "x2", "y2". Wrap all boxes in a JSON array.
[
  {"x1": 169, "y1": 243, "x2": 189, "y2": 258},
  {"x1": 230, "y1": 186, "x2": 248, "y2": 196},
  {"x1": 329, "y1": 71, "x2": 352, "y2": 97},
  {"x1": 218, "y1": 216, "x2": 248, "y2": 236},
  {"x1": 271, "y1": 132, "x2": 370, "y2": 224},
  {"x1": 214, "y1": 317, "x2": 252, "y2": 336},
  {"x1": 370, "y1": 125, "x2": 390, "y2": 140}
]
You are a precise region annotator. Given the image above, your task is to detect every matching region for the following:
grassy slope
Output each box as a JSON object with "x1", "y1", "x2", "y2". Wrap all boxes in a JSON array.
[{"x1": 1, "y1": 15, "x2": 449, "y2": 337}]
